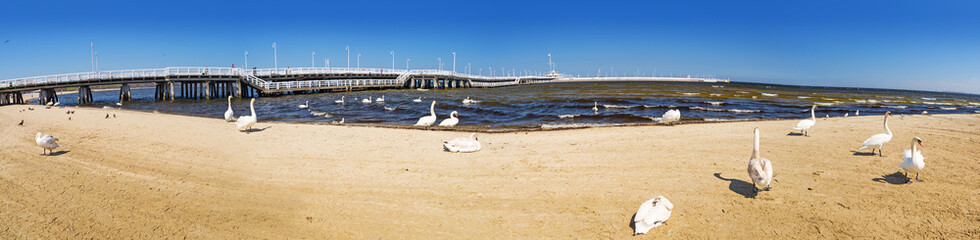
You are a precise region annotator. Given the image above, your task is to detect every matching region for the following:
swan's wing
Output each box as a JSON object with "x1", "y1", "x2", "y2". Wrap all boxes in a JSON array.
[
  {"x1": 794, "y1": 120, "x2": 813, "y2": 129},
  {"x1": 633, "y1": 198, "x2": 656, "y2": 223},
  {"x1": 762, "y1": 158, "x2": 774, "y2": 179},
  {"x1": 902, "y1": 149, "x2": 912, "y2": 160},
  {"x1": 862, "y1": 133, "x2": 889, "y2": 146}
]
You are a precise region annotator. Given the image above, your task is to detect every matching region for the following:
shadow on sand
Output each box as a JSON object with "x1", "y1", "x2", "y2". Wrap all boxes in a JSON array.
[
  {"x1": 713, "y1": 173, "x2": 756, "y2": 198},
  {"x1": 242, "y1": 126, "x2": 272, "y2": 133},
  {"x1": 46, "y1": 150, "x2": 70, "y2": 156},
  {"x1": 628, "y1": 212, "x2": 637, "y2": 235},
  {"x1": 786, "y1": 132, "x2": 805, "y2": 136},
  {"x1": 873, "y1": 171, "x2": 910, "y2": 185},
  {"x1": 851, "y1": 151, "x2": 876, "y2": 156}
]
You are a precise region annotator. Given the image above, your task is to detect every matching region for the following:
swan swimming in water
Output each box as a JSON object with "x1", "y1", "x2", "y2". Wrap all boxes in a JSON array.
[
  {"x1": 35, "y1": 132, "x2": 60, "y2": 155},
  {"x1": 632, "y1": 196, "x2": 673, "y2": 235},
  {"x1": 332, "y1": 118, "x2": 345, "y2": 125},
  {"x1": 439, "y1": 111, "x2": 459, "y2": 127},
  {"x1": 415, "y1": 101, "x2": 437, "y2": 126},
  {"x1": 362, "y1": 97, "x2": 372, "y2": 103},
  {"x1": 857, "y1": 111, "x2": 893, "y2": 156},
  {"x1": 592, "y1": 102, "x2": 598, "y2": 113},
  {"x1": 444, "y1": 133, "x2": 480, "y2": 153},
  {"x1": 793, "y1": 105, "x2": 817, "y2": 136},
  {"x1": 900, "y1": 137, "x2": 925, "y2": 183},
  {"x1": 661, "y1": 109, "x2": 681, "y2": 125},
  {"x1": 334, "y1": 96, "x2": 345, "y2": 104},
  {"x1": 298, "y1": 100, "x2": 309, "y2": 109},
  {"x1": 236, "y1": 98, "x2": 258, "y2": 133},
  {"x1": 855, "y1": 110, "x2": 860, "y2": 116},
  {"x1": 413, "y1": 97, "x2": 422, "y2": 103},
  {"x1": 462, "y1": 97, "x2": 478, "y2": 104},
  {"x1": 375, "y1": 95, "x2": 385, "y2": 103},
  {"x1": 224, "y1": 96, "x2": 236, "y2": 122},
  {"x1": 748, "y1": 128, "x2": 774, "y2": 193}
]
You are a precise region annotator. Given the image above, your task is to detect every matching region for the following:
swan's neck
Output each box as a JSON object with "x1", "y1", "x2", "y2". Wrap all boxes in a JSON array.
[
  {"x1": 429, "y1": 102, "x2": 436, "y2": 116},
  {"x1": 884, "y1": 115, "x2": 891, "y2": 135},
  {"x1": 752, "y1": 131, "x2": 761, "y2": 159},
  {"x1": 250, "y1": 100, "x2": 256, "y2": 118},
  {"x1": 227, "y1": 97, "x2": 232, "y2": 109},
  {"x1": 810, "y1": 107, "x2": 816, "y2": 120},
  {"x1": 910, "y1": 139, "x2": 917, "y2": 153}
]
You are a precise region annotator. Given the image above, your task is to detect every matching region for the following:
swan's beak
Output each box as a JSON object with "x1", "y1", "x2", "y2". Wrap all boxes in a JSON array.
[{"x1": 918, "y1": 141, "x2": 923, "y2": 147}]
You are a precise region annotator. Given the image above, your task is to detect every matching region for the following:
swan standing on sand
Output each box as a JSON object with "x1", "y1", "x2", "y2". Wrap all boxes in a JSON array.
[
  {"x1": 335, "y1": 96, "x2": 345, "y2": 104},
  {"x1": 793, "y1": 105, "x2": 817, "y2": 136},
  {"x1": 236, "y1": 98, "x2": 258, "y2": 133},
  {"x1": 415, "y1": 101, "x2": 437, "y2": 126},
  {"x1": 224, "y1": 96, "x2": 236, "y2": 122},
  {"x1": 375, "y1": 95, "x2": 385, "y2": 103},
  {"x1": 900, "y1": 137, "x2": 925, "y2": 183},
  {"x1": 362, "y1": 96, "x2": 372, "y2": 103},
  {"x1": 444, "y1": 133, "x2": 481, "y2": 153},
  {"x1": 413, "y1": 97, "x2": 422, "y2": 103},
  {"x1": 844, "y1": 113, "x2": 849, "y2": 118},
  {"x1": 857, "y1": 111, "x2": 893, "y2": 156},
  {"x1": 36, "y1": 132, "x2": 60, "y2": 155},
  {"x1": 298, "y1": 100, "x2": 309, "y2": 109},
  {"x1": 632, "y1": 196, "x2": 673, "y2": 235},
  {"x1": 592, "y1": 102, "x2": 599, "y2": 113},
  {"x1": 856, "y1": 110, "x2": 860, "y2": 116},
  {"x1": 748, "y1": 128, "x2": 774, "y2": 193},
  {"x1": 439, "y1": 111, "x2": 459, "y2": 127},
  {"x1": 662, "y1": 109, "x2": 681, "y2": 125}
]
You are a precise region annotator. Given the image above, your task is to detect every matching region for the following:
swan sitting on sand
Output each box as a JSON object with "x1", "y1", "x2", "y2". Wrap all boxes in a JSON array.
[
  {"x1": 793, "y1": 105, "x2": 817, "y2": 136},
  {"x1": 36, "y1": 132, "x2": 60, "y2": 155},
  {"x1": 444, "y1": 133, "x2": 481, "y2": 153},
  {"x1": 632, "y1": 196, "x2": 673, "y2": 235},
  {"x1": 662, "y1": 109, "x2": 681, "y2": 125},
  {"x1": 236, "y1": 98, "x2": 257, "y2": 133},
  {"x1": 857, "y1": 112, "x2": 893, "y2": 156},
  {"x1": 224, "y1": 96, "x2": 236, "y2": 121},
  {"x1": 900, "y1": 137, "x2": 925, "y2": 183},
  {"x1": 415, "y1": 101, "x2": 437, "y2": 126},
  {"x1": 439, "y1": 111, "x2": 459, "y2": 127},
  {"x1": 748, "y1": 128, "x2": 774, "y2": 192}
]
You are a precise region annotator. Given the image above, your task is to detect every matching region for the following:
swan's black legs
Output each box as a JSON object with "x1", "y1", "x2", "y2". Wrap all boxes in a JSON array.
[
  {"x1": 763, "y1": 185, "x2": 771, "y2": 191},
  {"x1": 915, "y1": 173, "x2": 923, "y2": 182}
]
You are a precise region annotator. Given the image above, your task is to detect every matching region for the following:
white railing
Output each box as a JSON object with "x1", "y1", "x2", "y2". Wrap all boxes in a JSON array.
[{"x1": 0, "y1": 66, "x2": 553, "y2": 90}]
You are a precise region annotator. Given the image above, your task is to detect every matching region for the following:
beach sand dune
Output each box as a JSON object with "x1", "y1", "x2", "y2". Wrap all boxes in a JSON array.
[{"x1": 1, "y1": 106, "x2": 978, "y2": 238}]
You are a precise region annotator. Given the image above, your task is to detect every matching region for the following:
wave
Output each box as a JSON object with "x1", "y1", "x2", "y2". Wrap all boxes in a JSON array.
[
  {"x1": 821, "y1": 98, "x2": 836, "y2": 101},
  {"x1": 642, "y1": 116, "x2": 662, "y2": 122},
  {"x1": 939, "y1": 107, "x2": 957, "y2": 110},
  {"x1": 923, "y1": 101, "x2": 955, "y2": 106},
  {"x1": 541, "y1": 123, "x2": 624, "y2": 129},
  {"x1": 712, "y1": 85, "x2": 724, "y2": 88},
  {"x1": 603, "y1": 104, "x2": 639, "y2": 109},
  {"x1": 814, "y1": 102, "x2": 834, "y2": 106},
  {"x1": 558, "y1": 114, "x2": 580, "y2": 119},
  {"x1": 704, "y1": 101, "x2": 725, "y2": 106},
  {"x1": 969, "y1": 102, "x2": 980, "y2": 106},
  {"x1": 761, "y1": 93, "x2": 778, "y2": 97},
  {"x1": 384, "y1": 106, "x2": 397, "y2": 111},
  {"x1": 690, "y1": 106, "x2": 761, "y2": 113},
  {"x1": 921, "y1": 97, "x2": 937, "y2": 100},
  {"x1": 682, "y1": 92, "x2": 700, "y2": 96},
  {"x1": 797, "y1": 96, "x2": 811, "y2": 99},
  {"x1": 709, "y1": 93, "x2": 722, "y2": 96},
  {"x1": 703, "y1": 118, "x2": 734, "y2": 122}
]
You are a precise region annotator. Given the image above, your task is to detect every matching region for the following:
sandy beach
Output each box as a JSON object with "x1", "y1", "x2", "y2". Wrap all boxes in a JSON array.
[{"x1": 1, "y1": 105, "x2": 978, "y2": 239}]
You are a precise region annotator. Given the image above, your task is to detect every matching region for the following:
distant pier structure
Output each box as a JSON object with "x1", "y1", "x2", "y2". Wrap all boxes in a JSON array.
[{"x1": 0, "y1": 67, "x2": 728, "y2": 105}]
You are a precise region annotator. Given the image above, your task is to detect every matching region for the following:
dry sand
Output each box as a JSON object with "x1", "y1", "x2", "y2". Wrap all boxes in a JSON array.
[{"x1": 1, "y1": 105, "x2": 978, "y2": 239}]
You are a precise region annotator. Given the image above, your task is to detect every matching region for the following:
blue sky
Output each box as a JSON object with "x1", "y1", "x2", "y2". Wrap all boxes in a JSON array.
[{"x1": 1, "y1": 0, "x2": 979, "y2": 93}]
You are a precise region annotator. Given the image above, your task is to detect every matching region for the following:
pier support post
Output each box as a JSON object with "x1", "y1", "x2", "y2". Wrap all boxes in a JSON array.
[
  {"x1": 78, "y1": 86, "x2": 92, "y2": 104},
  {"x1": 38, "y1": 88, "x2": 57, "y2": 105},
  {"x1": 119, "y1": 84, "x2": 131, "y2": 102},
  {"x1": 205, "y1": 81, "x2": 212, "y2": 100}
]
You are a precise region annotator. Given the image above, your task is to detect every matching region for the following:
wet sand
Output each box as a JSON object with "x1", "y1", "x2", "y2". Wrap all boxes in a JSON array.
[{"x1": 1, "y1": 105, "x2": 978, "y2": 238}]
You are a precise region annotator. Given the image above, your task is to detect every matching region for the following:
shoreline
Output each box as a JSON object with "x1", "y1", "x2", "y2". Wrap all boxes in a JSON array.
[{"x1": 1, "y1": 105, "x2": 978, "y2": 238}]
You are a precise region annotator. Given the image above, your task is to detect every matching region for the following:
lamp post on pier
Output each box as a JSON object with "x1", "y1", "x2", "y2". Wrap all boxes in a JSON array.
[
  {"x1": 90, "y1": 42, "x2": 95, "y2": 72},
  {"x1": 345, "y1": 46, "x2": 350, "y2": 71},
  {"x1": 312, "y1": 51, "x2": 316, "y2": 68},
  {"x1": 452, "y1": 52, "x2": 456, "y2": 73},
  {"x1": 245, "y1": 51, "x2": 248, "y2": 70},
  {"x1": 272, "y1": 42, "x2": 278, "y2": 73},
  {"x1": 357, "y1": 54, "x2": 361, "y2": 69},
  {"x1": 406, "y1": 58, "x2": 410, "y2": 70},
  {"x1": 437, "y1": 57, "x2": 442, "y2": 71}
]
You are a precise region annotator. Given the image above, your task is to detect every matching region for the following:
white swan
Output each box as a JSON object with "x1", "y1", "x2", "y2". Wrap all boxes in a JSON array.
[
  {"x1": 35, "y1": 132, "x2": 60, "y2": 155},
  {"x1": 662, "y1": 109, "x2": 681, "y2": 125},
  {"x1": 115, "y1": 102, "x2": 122, "y2": 106},
  {"x1": 332, "y1": 118, "x2": 345, "y2": 125},
  {"x1": 462, "y1": 97, "x2": 478, "y2": 104},
  {"x1": 375, "y1": 95, "x2": 385, "y2": 103},
  {"x1": 844, "y1": 113, "x2": 849, "y2": 118},
  {"x1": 334, "y1": 96, "x2": 345, "y2": 104},
  {"x1": 748, "y1": 127, "x2": 774, "y2": 192},
  {"x1": 857, "y1": 111, "x2": 893, "y2": 156},
  {"x1": 362, "y1": 96, "x2": 372, "y2": 103},
  {"x1": 415, "y1": 100, "x2": 437, "y2": 126},
  {"x1": 632, "y1": 196, "x2": 673, "y2": 235},
  {"x1": 793, "y1": 105, "x2": 817, "y2": 136},
  {"x1": 439, "y1": 111, "x2": 459, "y2": 127},
  {"x1": 236, "y1": 98, "x2": 257, "y2": 132},
  {"x1": 413, "y1": 97, "x2": 422, "y2": 103},
  {"x1": 592, "y1": 102, "x2": 599, "y2": 113},
  {"x1": 444, "y1": 133, "x2": 481, "y2": 153},
  {"x1": 900, "y1": 137, "x2": 925, "y2": 183},
  {"x1": 855, "y1": 110, "x2": 860, "y2": 116},
  {"x1": 298, "y1": 100, "x2": 309, "y2": 109},
  {"x1": 224, "y1": 96, "x2": 236, "y2": 122}
]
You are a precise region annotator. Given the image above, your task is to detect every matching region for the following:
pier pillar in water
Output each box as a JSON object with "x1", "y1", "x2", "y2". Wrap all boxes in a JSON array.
[
  {"x1": 38, "y1": 88, "x2": 57, "y2": 105},
  {"x1": 77, "y1": 86, "x2": 92, "y2": 104},
  {"x1": 119, "y1": 84, "x2": 131, "y2": 102},
  {"x1": 205, "y1": 81, "x2": 212, "y2": 100},
  {"x1": 234, "y1": 81, "x2": 242, "y2": 98}
]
